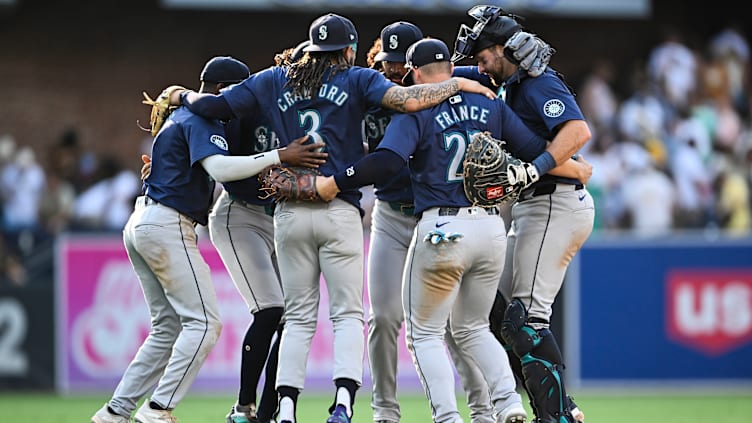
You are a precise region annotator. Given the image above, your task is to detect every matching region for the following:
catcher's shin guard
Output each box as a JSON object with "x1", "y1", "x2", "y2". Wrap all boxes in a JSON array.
[
  {"x1": 489, "y1": 290, "x2": 507, "y2": 345},
  {"x1": 500, "y1": 298, "x2": 539, "y2": 357},
  {"x1": 520, "y1": 329, "x2": 574, "y2": 423},
  {"x1": 501, "y1": 299, "x2": 575, "y2": 423}
]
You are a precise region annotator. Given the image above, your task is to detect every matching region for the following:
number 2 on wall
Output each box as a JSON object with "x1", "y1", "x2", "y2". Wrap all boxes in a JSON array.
[{"x1": 0, "y1": 298, "x2": 29, "y2": 376}]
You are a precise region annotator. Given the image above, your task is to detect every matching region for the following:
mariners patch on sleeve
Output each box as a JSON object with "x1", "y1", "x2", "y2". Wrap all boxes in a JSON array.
[
  {"x1": 543, "y1": 99, "x2": 565, "y2": 118},
  {"x1": 210, "y1": 134, "x2": 228, "y2": 150}
]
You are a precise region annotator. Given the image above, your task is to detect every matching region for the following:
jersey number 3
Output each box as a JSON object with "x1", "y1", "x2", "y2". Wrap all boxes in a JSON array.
[{"x1": 299, "y1": 109, "x2": 326, "y2": 152}]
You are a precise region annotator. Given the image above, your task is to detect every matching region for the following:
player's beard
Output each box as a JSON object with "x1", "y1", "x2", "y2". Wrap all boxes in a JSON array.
[{"x1": 382, "y1": 62, "x2": 407, "y2": 85}]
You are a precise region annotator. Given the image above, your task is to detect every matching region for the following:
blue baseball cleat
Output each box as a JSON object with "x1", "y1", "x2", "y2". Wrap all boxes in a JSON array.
[{"x1": 325, "y1": 405, "x2": 350, "y2": 423}]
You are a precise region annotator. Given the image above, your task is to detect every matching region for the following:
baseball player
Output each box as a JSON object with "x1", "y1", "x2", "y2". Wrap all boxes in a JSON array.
[
  {"x1": 315, "y1": 38, "x2": 585, "y2": 423},
  {"x1": 211, "y1": 44, "x2": 317, "y2": 423},
  {"x1": 91, "y1": 56, "x2": 325, "y2": 423},
  {"x1": 452, "y1": 6, "x2": 594, "y2": 423},
  {"x1": 169, "y1": 13, "x2": 497, "y2": 423},
  {"x1": 364, "y1": 21, "x2": 495, "y2": 423}
]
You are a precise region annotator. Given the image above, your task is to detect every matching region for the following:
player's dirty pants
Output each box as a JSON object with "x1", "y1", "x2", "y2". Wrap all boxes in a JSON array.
[
  {"x1": 109, "y1": 197, "x2": 222, "y2": 416},
  {"x1": 404, "y1": 207, "x2": 521, "y2": 423},
  {"x1": 369, "y1": 200, "x2": 494, "y2": 423},
  {"x1": 273, "y1": 198, "x2": 365, "y2": 389},
  {"x1": 499, "y1": 186, "x2": 594, "y2": 322}
]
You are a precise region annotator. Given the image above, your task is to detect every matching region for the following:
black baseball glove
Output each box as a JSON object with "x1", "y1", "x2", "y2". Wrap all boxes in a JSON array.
[{"x1": 463, "y1": 131, "x2": 524, "y2": 206}]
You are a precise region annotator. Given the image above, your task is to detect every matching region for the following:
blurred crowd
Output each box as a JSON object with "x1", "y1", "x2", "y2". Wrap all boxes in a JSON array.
[
  {"x1": 579, "y1": 25, "x2": 752, "y2": 237},
  {"x1": 2, "y1": 24, "x2": 752, "y2": 287},
  {"x1": 0, "y1": 129, "x2": 142, "y2": 286}
]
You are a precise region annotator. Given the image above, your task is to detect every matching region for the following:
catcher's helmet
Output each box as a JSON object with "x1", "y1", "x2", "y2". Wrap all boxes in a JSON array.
[{"x1": 452, "y1": 4, "x2": 524, "y2": 62}]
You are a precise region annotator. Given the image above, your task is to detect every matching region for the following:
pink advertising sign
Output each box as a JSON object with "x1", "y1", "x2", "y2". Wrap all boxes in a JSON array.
[{"x1": 56, "y1": 234, "x2": 423, "y2": 394}]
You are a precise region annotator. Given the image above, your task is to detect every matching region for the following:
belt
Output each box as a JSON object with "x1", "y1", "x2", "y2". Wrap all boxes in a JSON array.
[
  {"x1": 387, "y1": 201, "x2": 415, "y2": 216},
  {"x1": 230, "y1": 195, "x2": 276, "y2": 217},
  {"x1": 417, "y1": 205, "x2": 499, "y2": 219},
  {"x1": 135, "y1": 196, "x2": 198, "y2": 226},
  {"x1": 519, "y1": 183, "x2": 584, "y2": 202},
  {"x1": 136, "y1": 195, "x2": 159, "y2": 207},
  {"x1": 438, "y1": 206, "x2": 499, "y2": 216}
]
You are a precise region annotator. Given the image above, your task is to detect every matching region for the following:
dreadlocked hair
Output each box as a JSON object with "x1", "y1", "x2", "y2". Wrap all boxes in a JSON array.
[
  {"x1": 274, "y1": 47, "x2": 296, "y2": 67},
  {"x1": 285, "y1": 50, "x2": 351, "y2": 97}
]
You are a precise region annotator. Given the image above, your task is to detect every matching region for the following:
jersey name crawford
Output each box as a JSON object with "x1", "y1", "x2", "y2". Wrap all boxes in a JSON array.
[{"x1": 277, "y1": 83, "x2": 349, "y2": 111}]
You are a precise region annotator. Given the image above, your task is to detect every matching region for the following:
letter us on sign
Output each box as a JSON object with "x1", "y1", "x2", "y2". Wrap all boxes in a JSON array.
[{"x1": 666, "y1": 270, "x2": 752, "y2": 356}]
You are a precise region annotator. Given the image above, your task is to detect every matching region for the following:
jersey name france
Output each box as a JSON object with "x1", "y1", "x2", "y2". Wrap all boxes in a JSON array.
[
  {"x1": 143, "y1": 107, "x2": 229, "y2": 225},
  {"x1": 377, "y1": 92, "x2": 547, "y2": 214},
  {"x1": 221, "y1": 65, "x2": 394, "y2": 209}
]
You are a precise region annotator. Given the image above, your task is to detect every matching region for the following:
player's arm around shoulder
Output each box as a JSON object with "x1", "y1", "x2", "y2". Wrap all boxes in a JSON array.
[
  {"x1": 381, "y1": 77, "x2": 495, "y2": 113},
  {"x1": 201, "y1": 135, "x2": 327, "y2": 183}
]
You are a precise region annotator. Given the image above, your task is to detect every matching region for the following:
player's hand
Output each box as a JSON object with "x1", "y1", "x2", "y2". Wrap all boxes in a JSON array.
[
  {"x1": 278, "y1": 135, "x2": 328, "y2": 168},
  {"x1": 572, "y1": 154, "x2": 592, "y2": 185},
  {"x1": 454, "y1": 77, "x2": 496, "y2": 99},
  {"x1": 168, "y1": 88, "x2": 188, "y2": 106},
  {"x1": 507, "y1": 161, "x2": 540, "y2": 189},
  {"x1": 315, "y1": 175, "x2": 340, "y2": 202},
  {"x1": 140, "y1": 154, "x2": 152, "y2": 181}
]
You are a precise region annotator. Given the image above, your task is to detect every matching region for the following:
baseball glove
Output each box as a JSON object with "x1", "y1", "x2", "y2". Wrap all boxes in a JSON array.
[
  {"x1": 258, "y1": 165, "x2": 322, "y2": 202},
  {"x1": 140, "y1": 85, "x2": 187, "y2": 137},
  {"x1": 463, "y1": 131, "x2": 524, "y2": 206},
  {"x1": 504, "y1": 31, "x2": 556, "y2": 78}
]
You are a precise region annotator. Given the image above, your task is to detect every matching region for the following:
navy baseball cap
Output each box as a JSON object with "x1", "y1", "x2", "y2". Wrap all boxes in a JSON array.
[
  {"x1": 402, "y1": 38, "x2": 451, "y2": 85},
  {"x1": 200, "y1": 56, "x2": 250, "y2": 83},
  {"x1": 374, "y1": 21, "x2": 424, "y2": 63},
  {"x1": 304, "y1": 13, "x2": 358, "y2": 52}
]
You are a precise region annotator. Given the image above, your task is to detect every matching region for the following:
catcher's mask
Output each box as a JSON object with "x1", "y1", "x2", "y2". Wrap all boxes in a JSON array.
[{"x1": 451, "y1": 4, "x2": 523, "y2": 63}]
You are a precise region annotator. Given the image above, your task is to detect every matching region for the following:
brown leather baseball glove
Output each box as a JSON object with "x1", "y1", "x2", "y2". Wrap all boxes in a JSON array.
[
  {"x1": 140, "y1": 85, "x2": 187, "y2": 137},
  {"x1": 258, "y1": 165, "x2": 322, "y2": 202}
]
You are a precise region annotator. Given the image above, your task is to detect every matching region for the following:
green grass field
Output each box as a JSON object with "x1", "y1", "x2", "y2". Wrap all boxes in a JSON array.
[{"x1": 1, "y1": 391, "x2": 751, "y2": 423}]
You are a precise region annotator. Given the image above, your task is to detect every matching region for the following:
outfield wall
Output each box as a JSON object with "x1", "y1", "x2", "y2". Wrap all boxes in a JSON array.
[{"x1": 1, "y1": 232, "x2": 751, "y2": 393}]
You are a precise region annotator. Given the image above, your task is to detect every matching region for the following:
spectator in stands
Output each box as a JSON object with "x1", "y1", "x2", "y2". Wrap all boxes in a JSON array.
[
  {"x1": 620, "y1": 144, "x2": 676, "y2": 236},
  {"x1": 579, "y1": 59, "x2": 619, "y2": 135},
  {"x1": 71, "y1": 155, "x2": 140, "y2": 232},
  {"x1": 709, "y1": 23, "x2": 750, "y2": 118},
  {"x1": 647, "y1": 25, "x2": 699, "y2": 110},
  {"x1": 0, "y1": 145, "x2": 45, "y2": 254}
]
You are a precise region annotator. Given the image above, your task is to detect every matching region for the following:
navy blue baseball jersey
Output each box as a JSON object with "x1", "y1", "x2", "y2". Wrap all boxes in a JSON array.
[
  {"x1": 377, "y1": 92, "x2": 546, "y2": 214},
  {"x1": 503, "y1": 68, "x2": 584, "y2": 186},
  {"x1": 220, "y1": 115, "x2": 278, "y2": 206},
  {"x1": 453, "y1": 65, "x2": 496, "y2": 91},
  {"x1": 143, "y1": 107, "x2": 229, "y2": 225},
  {"x1": 364, "y1": 106, "x2": 412, "y2": 204},
  {"x1": 221, "y1": 65, "x2": 395, "y2": 210}
]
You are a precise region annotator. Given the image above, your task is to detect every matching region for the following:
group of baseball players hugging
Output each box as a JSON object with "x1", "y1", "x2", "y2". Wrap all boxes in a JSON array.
[{"x1": 91, "y1": 4, "x2": 594, "y2": 423}]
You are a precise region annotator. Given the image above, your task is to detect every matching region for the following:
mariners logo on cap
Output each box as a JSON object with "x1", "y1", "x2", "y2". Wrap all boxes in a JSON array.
[
  {"x1": 543, "y1": 99, "x2": 565, "y2": 118},
  {"x1": 389, "y1": 34, "x2": 399, "y2": 49},
  {"x1": 319, "y1": 25, "x2": 328, "y2": 40},
  {"x1": 210, "y1": 134, "x2": 228, "y2": 150}
]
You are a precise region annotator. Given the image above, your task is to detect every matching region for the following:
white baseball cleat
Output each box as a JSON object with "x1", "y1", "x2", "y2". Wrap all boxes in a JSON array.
[
  {"x1": 134, "y1": 401, "x2": 178, "y2": 423},
  {"x1": 91, "y1": 403, "x2": 129, "y2": 423},
  {"x1": 498, "y1": 403, "x2": 527, "y2": 423}
]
